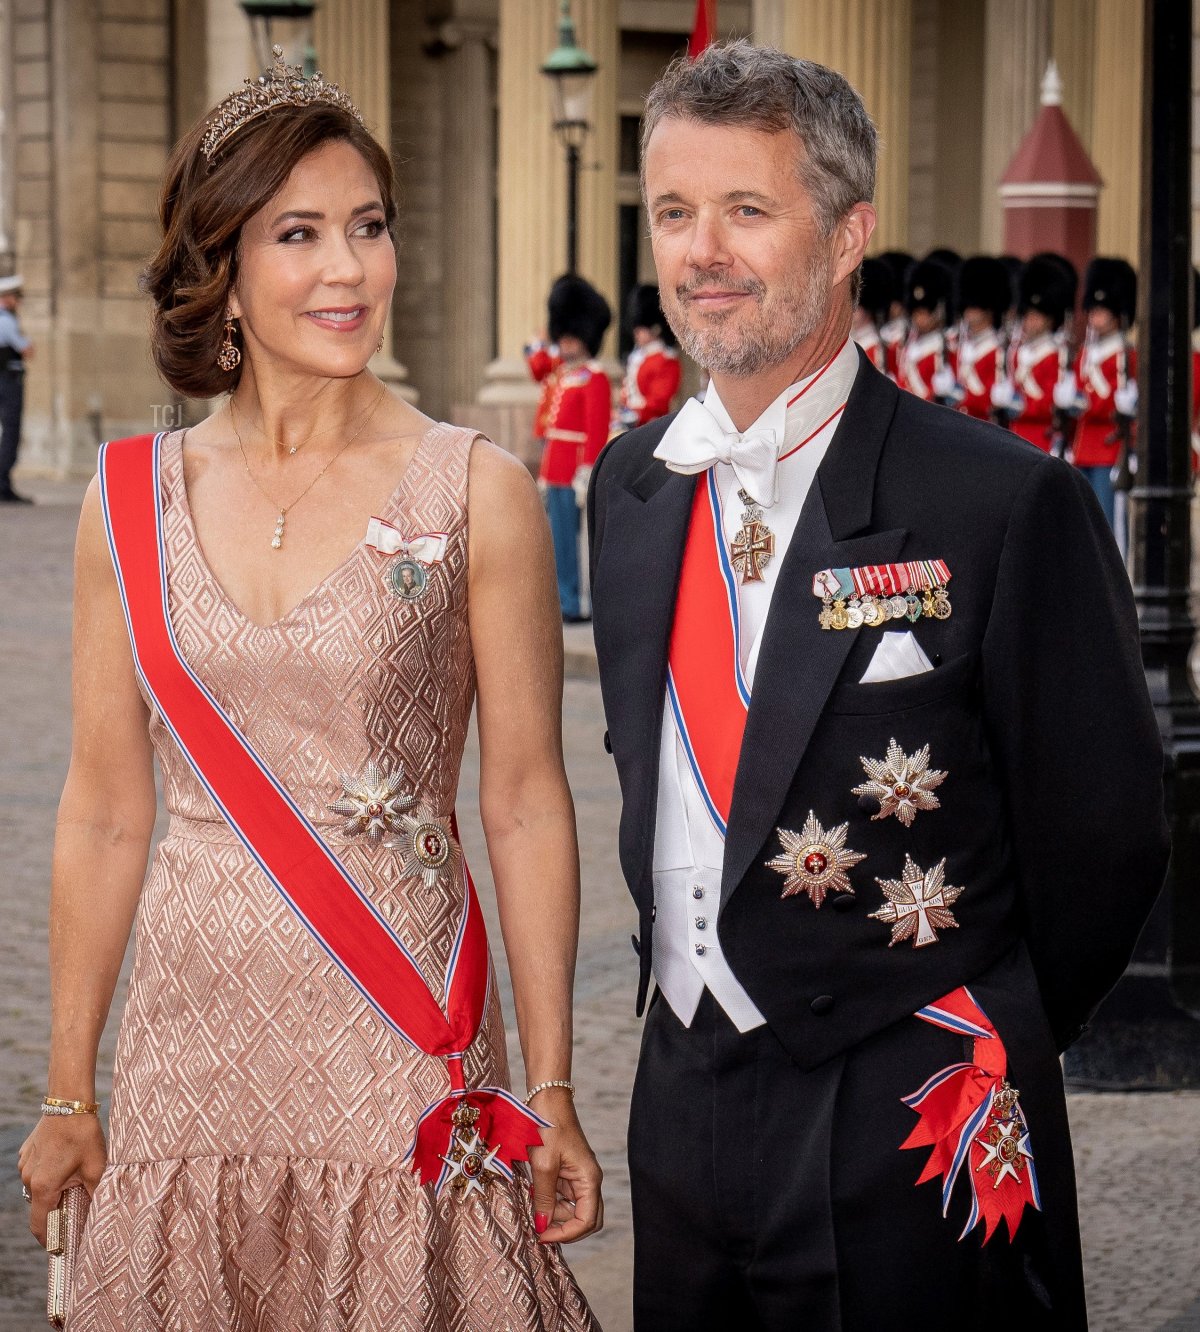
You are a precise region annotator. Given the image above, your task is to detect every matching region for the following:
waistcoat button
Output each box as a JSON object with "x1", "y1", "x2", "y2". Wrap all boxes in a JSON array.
[
  {"x1": 810, "y1": 994, "x2": 835, "y2": 1015},
  {"x1": 695, "y1": 943, "x2": 707, "y2": 956},
  {"x1": 695, "y1": 917, "x2": 707, "y2": 930}
]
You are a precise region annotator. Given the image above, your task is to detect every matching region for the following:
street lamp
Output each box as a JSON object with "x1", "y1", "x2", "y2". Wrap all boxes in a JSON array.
[
  {"x1": 239, "y1": 0, "x2": 318, "y2": 75},
  {"x1": 541, "y1": 0, "x2": 598, "y2": 276}
]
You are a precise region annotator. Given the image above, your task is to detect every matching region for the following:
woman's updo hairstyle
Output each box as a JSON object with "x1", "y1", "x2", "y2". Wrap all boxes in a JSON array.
[{"x1": 144, "y1": 101, "x2": 397, "y2": 399}]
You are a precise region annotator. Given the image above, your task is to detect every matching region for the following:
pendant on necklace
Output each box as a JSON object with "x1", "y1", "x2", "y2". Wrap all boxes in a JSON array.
[
  {"x1": 730, "y1": 488, "x2": 775, "y2": 583},
  {"x1": 271, "y1": 511, "x2": 285, "y2": 550}
]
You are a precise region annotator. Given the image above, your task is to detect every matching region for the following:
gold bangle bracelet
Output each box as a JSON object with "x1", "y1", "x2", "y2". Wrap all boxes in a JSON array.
[{"x1": 41, "y1": 1097, "x2": 99, "y2": 1116}]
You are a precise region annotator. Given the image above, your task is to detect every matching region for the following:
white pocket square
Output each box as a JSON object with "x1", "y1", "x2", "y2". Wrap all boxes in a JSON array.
[{"x1": 859, "y1": 630, "x2": 934, "y2": 684}]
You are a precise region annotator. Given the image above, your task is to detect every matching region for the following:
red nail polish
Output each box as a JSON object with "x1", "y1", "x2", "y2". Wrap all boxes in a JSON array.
[{"x1": 534, "y1": 1212, "x2": 549, "y2": 1235}]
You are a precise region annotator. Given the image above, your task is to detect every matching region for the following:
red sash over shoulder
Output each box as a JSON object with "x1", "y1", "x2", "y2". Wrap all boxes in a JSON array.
[
  {"x1": 99, "y1": 434, "x2": 545, "y2": 1197},
  {"x1": 666, "y1": 469, "x2": 750, "y2": 836}
]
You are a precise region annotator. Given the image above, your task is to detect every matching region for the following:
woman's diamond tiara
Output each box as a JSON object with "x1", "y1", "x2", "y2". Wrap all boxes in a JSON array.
[{"x1": 201, "y1": 45, "x2": 363, "y2": 164}]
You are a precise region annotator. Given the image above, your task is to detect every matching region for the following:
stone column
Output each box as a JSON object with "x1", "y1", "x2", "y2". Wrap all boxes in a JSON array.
[
  {"x1": 1089, "y1": 0, "x2": 1141, "y2": 262},
  {"x1": 205, "y1": 0, "x2": 255, "y2": 108},
  {"x1": 573, "y1": 0, "x2": 619, "y2": 360},
  {"x1": 772, "y1": 0, "x2": 913, "y2": 252},
  {"x1": 1051, "y1": 0, "x2": 1095, "y2": 151},
  {"x1": 751, "y1": 0, "x2": 788, "y2": 50},
  {"x1": 476, "y1": 0, "x2": 621, "y2": 457},
  {"x1": 314, "y1": 0, "x2": 414, "y2": 399},
  {"x1": 978, "y1": 0, "x2": 1051, "y2": 252},
  {"x1": 0, "y1": 0, "x2": 15, "y2": 265},
  {"x1": 443, "y1": 17, "x2": 497, "y2": 421},
  {"x1": 7, "y1": 0, "x2": 176, "y2": 477},
  {"x1": 480, "y1": 0, "x2": 563, "y2": 426}
]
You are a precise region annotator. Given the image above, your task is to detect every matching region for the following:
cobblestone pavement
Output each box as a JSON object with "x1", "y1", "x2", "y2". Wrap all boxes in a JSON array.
[{"x1": 1, "y1": 482, "x2": 1198, "y2": 1330}]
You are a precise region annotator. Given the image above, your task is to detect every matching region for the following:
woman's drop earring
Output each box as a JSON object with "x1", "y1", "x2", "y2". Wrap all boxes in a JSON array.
[{"x1": 217, "y1": 314, "x2": 241, "y2": 372}]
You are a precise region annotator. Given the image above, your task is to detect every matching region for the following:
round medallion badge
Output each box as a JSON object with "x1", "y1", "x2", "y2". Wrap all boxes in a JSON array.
[{"x1": 389, "y1": 557, "x2": 428, "y2": 601}]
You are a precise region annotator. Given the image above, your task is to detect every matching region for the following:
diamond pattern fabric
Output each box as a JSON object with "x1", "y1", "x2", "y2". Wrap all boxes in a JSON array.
[{"x1": 69, "y1": 427, "x2": 597, "y2": 1331}]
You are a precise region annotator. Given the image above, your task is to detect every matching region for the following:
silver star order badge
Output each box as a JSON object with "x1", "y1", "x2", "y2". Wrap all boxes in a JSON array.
[
  {"x1": 975, "y1": 1082, "x2": 1034, "y2": 1188},
  {"x1": 870, "y1": 854, "x2": 964, "y2": 948},
  {"x1": 441, "y1": 1102, "x2": 503, "y2": 1199},
  {"x1": 329, "y1": 762, "x2": 416, "y2": 842},
  {"x1": 397, "y1": 803, "x2": 461, "y2": 889},
  {"x1": 765, "y1": 811, "x2": 866, "y2": 907},
  {"x1": 852, "y1": 738, "x2": 947, "y2": 827}
]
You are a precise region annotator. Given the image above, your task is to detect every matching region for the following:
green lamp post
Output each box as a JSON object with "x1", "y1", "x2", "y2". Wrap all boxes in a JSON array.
[{"x1": 541, "y1": 1, "x2": 598, "y2": 276}]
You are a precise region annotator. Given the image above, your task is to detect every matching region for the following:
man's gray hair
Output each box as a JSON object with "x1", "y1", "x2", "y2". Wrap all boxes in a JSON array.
[{"x1": 641, "y1": 40, "x2": 877, "y2": 236}]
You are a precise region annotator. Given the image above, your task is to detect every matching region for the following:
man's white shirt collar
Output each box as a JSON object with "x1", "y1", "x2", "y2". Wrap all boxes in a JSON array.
[{"x1": 700, "y1": 336, "x2": 859, "y2": 468}]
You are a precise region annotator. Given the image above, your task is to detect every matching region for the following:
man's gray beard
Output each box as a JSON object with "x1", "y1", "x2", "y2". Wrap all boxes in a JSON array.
[{"x1": 667, "y1": 253, "x2": 831, "y2": 378}]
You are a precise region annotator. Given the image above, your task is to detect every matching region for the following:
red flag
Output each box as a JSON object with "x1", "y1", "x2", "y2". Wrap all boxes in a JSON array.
[{"x1": 688, "y1": 0, "x2": 715, "y2": 58}]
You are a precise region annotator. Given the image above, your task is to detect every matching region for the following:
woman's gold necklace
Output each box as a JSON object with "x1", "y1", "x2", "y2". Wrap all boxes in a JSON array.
[
  {"x1": 229, "y1": 386, "x2": 377, "y2": 458},
  {"x1": 231, "y1": 385, "x2": 386, "y2": 550}
]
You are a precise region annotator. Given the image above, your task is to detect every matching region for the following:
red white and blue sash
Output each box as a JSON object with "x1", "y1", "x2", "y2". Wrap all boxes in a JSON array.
[
  {"x1": 664, "y1": 367, "x2": 846, "y2": 838},
  {"x1": 902, "y1": 986, "x2": 1041, "y2": 1243},
  {"x1": 98, "y1": 434, "x2": 546, "y2": 1196},
  {"x1": 666, "y1": 468, "x2": 750, "y2": 836}
]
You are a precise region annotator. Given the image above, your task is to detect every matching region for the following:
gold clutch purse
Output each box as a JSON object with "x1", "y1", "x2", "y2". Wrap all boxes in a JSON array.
[{"x1": 46, "y1": 1185, "x2": 89, "y2": 1328}]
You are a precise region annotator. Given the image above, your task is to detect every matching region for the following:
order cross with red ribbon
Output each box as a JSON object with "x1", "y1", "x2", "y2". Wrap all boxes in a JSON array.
[{"x1": 902, "y1": 986, "x2": 1041, "y2": 1244}]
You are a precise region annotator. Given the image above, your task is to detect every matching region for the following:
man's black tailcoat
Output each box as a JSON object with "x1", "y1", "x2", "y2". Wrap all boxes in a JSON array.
[{"x1": 587, "y1": 353, "x2": 1169, "y2": 1329}]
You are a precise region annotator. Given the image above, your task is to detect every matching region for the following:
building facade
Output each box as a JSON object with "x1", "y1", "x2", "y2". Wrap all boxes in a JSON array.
[{"x1": 0, "y1": 0, "x2": 1185, "y2": 474}]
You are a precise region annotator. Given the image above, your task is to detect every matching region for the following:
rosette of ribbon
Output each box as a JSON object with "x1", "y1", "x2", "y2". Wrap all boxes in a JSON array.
[
  {"x1": 901, "y1": 986, "x2": 1041, "y2": 1244},
  {"x1": 366, "y1": 515, "x2": 449, "y2": 564}
]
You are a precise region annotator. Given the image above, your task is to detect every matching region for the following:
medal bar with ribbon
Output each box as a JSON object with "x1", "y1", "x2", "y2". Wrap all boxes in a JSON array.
[
  {"x1": 99, "y1": 434, "x2": 547, "y2": 1201},
  {"x1": 812, "y1": 559, "x2": 952, "y2": 630},
  {"x1": 901, "y1": 986, "x2": 1041, "y2": 1244}
]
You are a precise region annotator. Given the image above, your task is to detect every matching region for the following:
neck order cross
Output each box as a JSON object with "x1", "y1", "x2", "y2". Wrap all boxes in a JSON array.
[{"x1": 730, "y1": 488, "x2": 775, "y2": 583}]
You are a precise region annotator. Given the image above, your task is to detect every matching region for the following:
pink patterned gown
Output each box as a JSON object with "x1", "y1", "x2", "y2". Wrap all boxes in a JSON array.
[{"x1": 69, "y1": 426, "x2": 598, "y2": 1331}]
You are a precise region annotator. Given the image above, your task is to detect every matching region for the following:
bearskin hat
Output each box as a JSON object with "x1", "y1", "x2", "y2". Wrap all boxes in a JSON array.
[
  {"x1": 905, "y1": 259, "x2": 952, "y2": 316},
  {"x1": 1018, "y1": 253, "x2": 1077, "y2": 329},
  {"x1": 877, "y1": 250, "x2": 914, "y2": 296},
  {"x1": 997, "y1": 255, "x2": 1023, "y2": 309},
  {"x1": 624, "y1": 283, "x2": 676, "y2": 347},
  {"x1": 925, "y1": 247, "x2": 962, "y2": 273},
  {"x1": 957, "y1": 256, "x2": 1012, "y2": 328},
  {"x1": 1083, "y1": 257, "x2": 1137, "y2": 324},
  {"x1": 548, "y1": 275, "x2": 612, "y2": 356},
  {"x1": 857, "y1": 258, "x2": 895, "y2": 325}
]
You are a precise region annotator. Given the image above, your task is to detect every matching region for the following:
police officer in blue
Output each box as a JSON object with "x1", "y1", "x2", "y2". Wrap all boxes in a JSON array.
[{"x1": 0, "y1": 274, "x2": 33, "y2": 503}]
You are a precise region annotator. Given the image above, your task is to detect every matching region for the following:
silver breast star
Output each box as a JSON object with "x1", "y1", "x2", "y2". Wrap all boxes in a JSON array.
[
  {"x1": 328, "y1": 762, "x2": 416, "y2": 842},
  {"x1": 852, "y1": 739, "x2": 947, "y2": 827}
]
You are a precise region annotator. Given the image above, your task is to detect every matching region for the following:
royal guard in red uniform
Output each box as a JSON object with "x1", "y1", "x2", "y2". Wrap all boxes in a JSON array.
[
  {"x1": 1056, "y1": 257, "x2": 1137, "y2": 534},
  {"x1": 897, "y1": 259, "x2": 953, "y2": 403},
  {"x1": 616, "y1": 285, "x2": 682, "y2": 430},
  {"x1": 876, "y1": 249, "x2": 912, "y2": 381},
  {"x1": 997, "y1": 254, "x2": 1023, "y2": 344},
  {"x1": 851, "y1": 257, "x2": 893, "y2": 372},
  {"x1": 926, "y1": 248, "x2": 963, "y2": 371},
  {"x1": 946, "y1": 256, "x2": 1009, "y2": 419},
  {"x1": 525, "y1": 275, "x2": 611, "y2": 621},
  {"x1": 992, "y1": 253, "x2": 1076, "y2": 451}
]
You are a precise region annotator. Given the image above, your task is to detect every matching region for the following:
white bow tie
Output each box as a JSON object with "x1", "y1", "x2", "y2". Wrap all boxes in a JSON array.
[{"x1": 653, "y1": 397, "x2": 780, "y2": 507}]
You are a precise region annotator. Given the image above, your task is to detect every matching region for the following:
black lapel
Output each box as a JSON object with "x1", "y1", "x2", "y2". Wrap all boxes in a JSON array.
[
  {"x1": 720, "y1": 354, "x2": 905, "y2": 907},
  {"x1": 592, "y1": 426, "x2": 697, "y2": 891}
]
